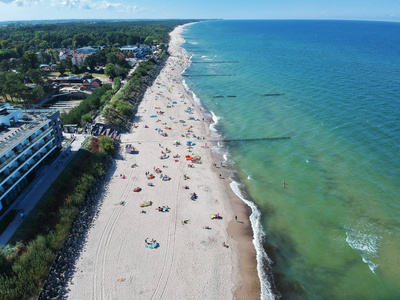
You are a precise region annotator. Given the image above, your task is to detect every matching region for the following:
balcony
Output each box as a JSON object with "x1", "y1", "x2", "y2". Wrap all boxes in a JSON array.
[
  {"x1": 0, "y1": 136, "x2": 55, "y2": 185},
  {"x1": 0, "y1": 143, "x2": 58, "y2": 203},
  {"x1": 0, "y1": 127, "x2": 53, "y2": 173}
]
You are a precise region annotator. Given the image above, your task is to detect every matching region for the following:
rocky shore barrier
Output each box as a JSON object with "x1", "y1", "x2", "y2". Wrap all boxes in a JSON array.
[{"x1": 38, "y1": 155, "x2": 115, "y2": 299}]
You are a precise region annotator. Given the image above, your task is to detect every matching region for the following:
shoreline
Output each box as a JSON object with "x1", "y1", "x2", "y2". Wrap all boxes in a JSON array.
[
  {"x1": 175, "y1": 23, "x2": 261, "y2": 299},
  {"x1": 65, "y1": 22, "x2": 261, "y2": 299}
]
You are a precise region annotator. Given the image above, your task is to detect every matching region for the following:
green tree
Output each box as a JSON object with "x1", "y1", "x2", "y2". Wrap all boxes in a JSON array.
[
  {"x1": 99, "y1": 136, "x2": 115, "y2": 154},
  {"x1": 23, "y1": 51, "x2": 39, "y2": 70},
  {"x1": 4, "y1": 71, "x2": 28, "y2": 102},
  {"x1": 14, "y1": 44, "x2": 24, "y2": 57},
  {"x1": 65, "y1": 58, "x2": 73, "y2": 71},
  {"x1": 0, "y1": 40, "x2": 10, "y2": 49},
  {"x1": 26, "y1": 86, "x2": 45, "y2": 103},
  {"x1": 0, "y1": 60, "x2": 10, "y2": 71},
  {"x1": 51, "y1": 49, "x2": 59, "y2": 63},
  {"x1": 73, "y1": 33, "x2": 92, "y2": 48},
  {"x1": 71, "y1": 64, "x2": 81, "y2": 75},
  {"x1": 56, "y1": 62, "x2": 66, "y2": 75},
  {"x1": 61, "y1": 38, "x2": 73, "y2": 48},
  {"x1": 0, "y1": 49, "x2": 16, "y2": 61},
  {"x1": 84, "y1": 55, "x2": 97, "y2": 71},
  {"x1": 116, "y1": 100, "x2": 132, "y2": 115},
  {"x1": 0, "y1": 72, "x2": 8, "y2": 101},
  {"x1": 106, "y1": 52, "x2": 119, "y2": 64},
  {"x1": 104, "y1": 63, "x2": 116, "y2": 79},
  {"x1": 113, "y1": 64, "x2": 127, "y2": 78},
  {"x1": 113, "y1": 77, "x2": 121, "y2": 90},
  {"x1": 27, "y1": 69, "x2": 43, "y2": 85}
]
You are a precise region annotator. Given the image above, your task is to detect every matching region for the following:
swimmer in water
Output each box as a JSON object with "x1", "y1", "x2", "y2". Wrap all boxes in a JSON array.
[{"x1": 283, "y1": 180, "x2": 286, "y2": 188}]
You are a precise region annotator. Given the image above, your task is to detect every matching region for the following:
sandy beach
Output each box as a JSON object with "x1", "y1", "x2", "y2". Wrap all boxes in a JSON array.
[{"x1": 66, "y1": 23, "x2": 260, "y2": 299}]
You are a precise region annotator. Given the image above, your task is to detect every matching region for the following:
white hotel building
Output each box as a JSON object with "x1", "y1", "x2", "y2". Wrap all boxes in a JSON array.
[{"x1": 0, "y1": 104, "x2": 63, "y2": 211}]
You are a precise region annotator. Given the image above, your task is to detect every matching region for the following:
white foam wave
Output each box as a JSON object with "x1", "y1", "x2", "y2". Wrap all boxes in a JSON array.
[
  {"x1": 362, "y1": 257, "x2": 378, "y2": 273},
  {"x1": 210, "y1": 110, "x2": 222, "y2": 134},
  {"x1": 179, "y1": 44, "x2": 273, "y2": 297},
  {"x1": 345, "y1": 226, "x2": 380, "y2": 274},
  {"x1": 181, "y1": 79, "x2": 202, "y2": 106},
  {"x1": 345, "y1": 228, "x2": 379, "y2": 254},
  {"x1": 230, "y1": 181, "x2": 275, "y2": 300},
  {"x1": 181, "y1": 54, "x2": 192, "y2": 73}
]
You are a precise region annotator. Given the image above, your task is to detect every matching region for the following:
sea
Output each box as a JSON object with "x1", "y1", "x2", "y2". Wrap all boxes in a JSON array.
[{"x1": 180, "y1": 20, "x2": 400, "y2": 299}]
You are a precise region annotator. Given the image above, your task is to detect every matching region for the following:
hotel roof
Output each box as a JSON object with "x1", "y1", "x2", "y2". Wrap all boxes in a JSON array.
[{"x1": 0, "y1": 108, "x2": 57, "y2": 156}]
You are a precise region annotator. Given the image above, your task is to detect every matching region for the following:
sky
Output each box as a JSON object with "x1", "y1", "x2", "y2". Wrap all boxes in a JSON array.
[{"x1": 0, "y1": 0, "x2": 399, "y2": 22}]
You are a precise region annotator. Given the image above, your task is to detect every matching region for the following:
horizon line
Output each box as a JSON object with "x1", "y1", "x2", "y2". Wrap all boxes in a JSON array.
[{"x1": 1, "y1": 18, "x2": 399, "y2": 24}]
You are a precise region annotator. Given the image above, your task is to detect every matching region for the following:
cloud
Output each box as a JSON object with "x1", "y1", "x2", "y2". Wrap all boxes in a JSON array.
[{"x1": 0, "y1": 0, "x2": 140, "y2": 13}]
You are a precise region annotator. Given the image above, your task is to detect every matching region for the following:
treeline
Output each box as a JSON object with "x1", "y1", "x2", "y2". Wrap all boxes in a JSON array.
[
  {"x1": 0, "y1": 69, "x2": 51, "y2": 103},
  {"x1": 102, "y1": 58, "x2": 160, "y2": 128},
  {"x1": 60, "y1": 84, "x2": 113, "y2": 126},
  {"x1": 0, "y1": 20, "x2": 195, "y2": 59},
  {"x1": 0, "y1": 48, "x2": 128, "y2": 104},
  {"x1": 0, "y1": 139, "x2": 115, "y2": 299},
  {"x1": 0, "y1": 20, "x2": 195, "y2": 104}
]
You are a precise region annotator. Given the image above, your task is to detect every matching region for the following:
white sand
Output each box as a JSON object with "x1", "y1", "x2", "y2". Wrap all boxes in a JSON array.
[{"x1": 66, "y1": 24, "x2": 242, "y2": 299}]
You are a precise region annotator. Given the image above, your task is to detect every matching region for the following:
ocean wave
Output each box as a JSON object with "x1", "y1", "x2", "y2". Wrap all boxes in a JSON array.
[
  {"x1": 181, "y1": 79, "x2": 202, "y2": 107},
  {"x1": 230, "y1": 181, "x2": 275, "y2": 300},
  {"x1": 345, "y1": 226, "x2": 380, "y2": 273},
  {"x1": 180, "y1": 42, "x2": 273, "y2": 298},
  {"x1": 362, "y1": 257, "x2": 379, "y2": 273},
  {"x1": 210, "y1": 110, "x2": 222, "y2": 134}
]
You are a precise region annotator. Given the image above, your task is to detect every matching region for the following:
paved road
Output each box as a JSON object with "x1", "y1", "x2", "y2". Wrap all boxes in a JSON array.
[{"x1": 0, "y1": 134, "x2": 87, "y2": 245}]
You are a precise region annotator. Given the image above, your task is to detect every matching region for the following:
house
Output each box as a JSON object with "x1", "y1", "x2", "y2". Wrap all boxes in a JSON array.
[
  {"x1": 89, "y1": 79, "x2": 102, "y2": 88},
  {"x1": 82, "y1": 78, "x2": 102, "y2": 90},
  {"x1": 119, "y1": 45, "x2": 138, "y2": 54},
  {"x1": 59, "y1": 51, "x2": 68, "y2": 60},
  {"x1": 70, "y1": 53, "x2": 91, "y2": 66}
]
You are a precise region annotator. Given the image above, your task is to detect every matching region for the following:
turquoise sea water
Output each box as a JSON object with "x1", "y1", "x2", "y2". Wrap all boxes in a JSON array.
[{"x1": 181, "y1": 20, "x2": 400, "y2": 299}]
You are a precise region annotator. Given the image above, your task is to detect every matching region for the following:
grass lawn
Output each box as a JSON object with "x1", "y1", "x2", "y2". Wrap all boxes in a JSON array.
[{"x1": 93, "y1": 73, "x2": 112, "y2": 84}]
